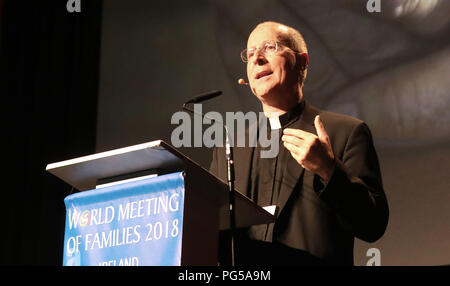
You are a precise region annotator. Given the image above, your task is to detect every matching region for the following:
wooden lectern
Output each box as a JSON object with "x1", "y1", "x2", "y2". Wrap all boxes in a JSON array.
[{"x1": 46, "y1": 140, "x2": 275, "y2": 266}]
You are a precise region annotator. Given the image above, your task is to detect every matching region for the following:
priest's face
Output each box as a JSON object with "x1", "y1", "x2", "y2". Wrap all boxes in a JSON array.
[{"x1": 246, "y1": 24, "x2": 299, "y2": 105}]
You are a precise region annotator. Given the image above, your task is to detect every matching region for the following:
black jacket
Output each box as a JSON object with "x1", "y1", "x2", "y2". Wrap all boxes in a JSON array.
[{"x1": 209, "y1": 102, "x2": 389, "y2": 265}]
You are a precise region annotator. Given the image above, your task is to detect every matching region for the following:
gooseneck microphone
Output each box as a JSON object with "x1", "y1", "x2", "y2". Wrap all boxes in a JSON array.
[
  {"x1": 182, "y1": 90, "x2": 237, "y2": 267},
  {"x1": 183, "y1": 90, "x2": 222, "y2": 106}
]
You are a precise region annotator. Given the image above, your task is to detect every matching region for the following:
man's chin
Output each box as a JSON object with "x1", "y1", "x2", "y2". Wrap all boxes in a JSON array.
[
  {"x1": 254, "y1": 88, "x2": 278, "y2": 102},
  {"x1": 255, "y1": 94, "x2": 281, "y2": 108},
  {"x1": 253, "y1": 85, "x2": 274, "y2": 98}
]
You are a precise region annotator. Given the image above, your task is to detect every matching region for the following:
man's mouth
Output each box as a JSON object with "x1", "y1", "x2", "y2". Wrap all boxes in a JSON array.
[{"x1": 255, "y1": 70, "x2": 273, "y2": 79}]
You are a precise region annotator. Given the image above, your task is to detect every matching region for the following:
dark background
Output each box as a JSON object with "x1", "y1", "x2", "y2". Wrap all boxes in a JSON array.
[
  {"x1": 1, "y1": 0, "x2": 101, "y2": 265},
  {"x1": 1, "y1": 0, "x2": 449, "y2": 265}
]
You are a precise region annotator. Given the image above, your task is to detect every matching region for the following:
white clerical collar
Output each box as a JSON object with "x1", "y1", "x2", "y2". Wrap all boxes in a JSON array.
[
  {"x1": 264, "y1": 101, "x2": 305, "y2": 130},
  {"x1": 264, "y1": 111, "x2": 282, "y2": 130},
  {"x1": 268, "y1": 116, "x2": 281, "y2": 130}
]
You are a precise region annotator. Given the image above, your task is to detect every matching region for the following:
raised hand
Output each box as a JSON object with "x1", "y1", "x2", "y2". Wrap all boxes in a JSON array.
[{"x1": 282, "y1": 115, "x2": 335, "y2": 182}]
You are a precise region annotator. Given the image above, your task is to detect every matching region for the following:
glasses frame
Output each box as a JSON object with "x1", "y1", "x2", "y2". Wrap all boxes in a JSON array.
[{"x1": 240, "y1": 40, "x2": 293, "y2": 63}]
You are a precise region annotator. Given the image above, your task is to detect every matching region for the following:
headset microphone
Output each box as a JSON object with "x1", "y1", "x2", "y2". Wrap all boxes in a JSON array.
[{"x1": 238, "y1": 78, "x2": 248, "y2": 85}]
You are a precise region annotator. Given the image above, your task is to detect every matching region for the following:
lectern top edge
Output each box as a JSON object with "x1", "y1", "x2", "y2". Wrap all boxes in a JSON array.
[
  {"x1": 45, "y1": 140, "x2": 162, "y2": 171},
  {"x1": 45, "y1": 139, "x2": 186, "y2": 191}
]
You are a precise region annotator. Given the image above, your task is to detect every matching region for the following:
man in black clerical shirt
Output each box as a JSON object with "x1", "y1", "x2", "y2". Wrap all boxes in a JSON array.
[{"x1": 210, "y1": 21, "x2": 389, "y2": 265}]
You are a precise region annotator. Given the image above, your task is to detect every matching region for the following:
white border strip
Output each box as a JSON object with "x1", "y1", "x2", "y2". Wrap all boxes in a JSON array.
[
  {"x1": 45, "y1": 140, "x2": 162, "y2": 170},
  {"x1": 95, "y1": 174, "x2": 158, "y2": 189}
]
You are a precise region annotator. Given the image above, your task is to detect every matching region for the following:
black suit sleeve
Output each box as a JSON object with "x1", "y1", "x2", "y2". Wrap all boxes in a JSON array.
[{"x1": 319, "y1": 122, "x2": 389, "y2": 243}]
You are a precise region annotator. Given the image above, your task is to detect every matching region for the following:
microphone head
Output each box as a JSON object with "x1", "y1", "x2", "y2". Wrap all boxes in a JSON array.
[
  {"x1": 238, "y1": 78, "x2": 248, "y2": 85},
  {"x1": 184, "y1": 90, "x2": 222, "y2": 106}
]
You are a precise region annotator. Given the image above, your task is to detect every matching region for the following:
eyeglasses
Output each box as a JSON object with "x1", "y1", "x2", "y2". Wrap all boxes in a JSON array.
[{"x1": 240, "y1": 40, "x2": 291, "y2": 63}]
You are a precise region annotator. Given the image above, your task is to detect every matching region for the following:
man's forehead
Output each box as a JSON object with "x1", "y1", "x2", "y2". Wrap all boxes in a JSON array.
[{"x1": 247, "y1": 24, "x2": 289, "y2": 47}]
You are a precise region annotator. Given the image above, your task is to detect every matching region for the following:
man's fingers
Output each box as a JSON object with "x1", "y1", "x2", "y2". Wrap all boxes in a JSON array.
[
  {"x1": 314, "y1": 115, "x2": 330, "y2": 143},
  {"x1": 283, "y1": 127, "x2": 314, "y2": 140},
  {"x1": 283, "y1": 141, "x2": 300, "y2": 155},
  {"x1": 281, "y1": 134, "x2": 303, "y2": 147}
]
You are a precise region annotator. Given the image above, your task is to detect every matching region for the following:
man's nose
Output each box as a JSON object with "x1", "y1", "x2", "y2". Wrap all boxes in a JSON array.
[{"x1": 251, "y1": 50, "x2": 267, "y2": 65}]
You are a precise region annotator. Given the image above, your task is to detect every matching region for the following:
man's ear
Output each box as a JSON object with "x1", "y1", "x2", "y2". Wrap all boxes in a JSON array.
[
  {"x1": 295, "y1": 53, "x2": 308, "y2": 86},
  {"x1": 293, "y1": 52, "x2": 308, "y2": 72},
  {"x1": 298, "y1": 53, "x2": 308, "y2": 71}
]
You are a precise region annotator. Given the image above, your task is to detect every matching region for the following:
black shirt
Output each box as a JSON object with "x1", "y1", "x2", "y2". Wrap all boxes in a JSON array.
[{"x1": 248, "y1": 101, "x2": 305, "y2": 241}]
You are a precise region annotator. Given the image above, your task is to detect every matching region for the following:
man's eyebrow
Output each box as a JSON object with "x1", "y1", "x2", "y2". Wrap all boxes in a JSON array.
[{"x1": 248, "y1": 40, "x2": 269, "y2": 49}]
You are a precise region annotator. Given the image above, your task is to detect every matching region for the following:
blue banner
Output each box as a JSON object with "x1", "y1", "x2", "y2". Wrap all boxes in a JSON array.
[{"x1": 63, "y1": 172, "x2": 185, "y2": 266}]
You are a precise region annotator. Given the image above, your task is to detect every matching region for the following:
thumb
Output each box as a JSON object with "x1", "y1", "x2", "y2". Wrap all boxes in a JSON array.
[{"x1": 314, "y1": 115, "x2": 330, "y2": 144}]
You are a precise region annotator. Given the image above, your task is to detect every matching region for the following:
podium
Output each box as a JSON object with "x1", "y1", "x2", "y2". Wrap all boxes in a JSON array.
[{"x1": 46, "y1": 140, "x2": 275, "y2": 266}]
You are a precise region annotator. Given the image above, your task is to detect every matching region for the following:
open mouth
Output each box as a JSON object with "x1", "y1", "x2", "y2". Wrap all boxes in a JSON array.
[{"x1": 255, "y1": 70, "x2": 273, "y2": 79}]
